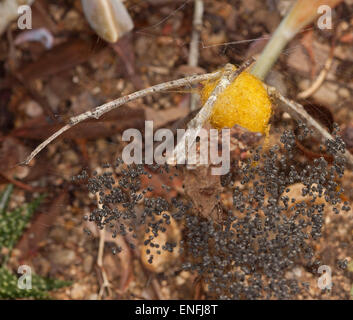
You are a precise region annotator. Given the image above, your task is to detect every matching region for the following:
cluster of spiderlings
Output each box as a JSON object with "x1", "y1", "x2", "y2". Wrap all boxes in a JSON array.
[
  {"x1": 181, "y1": 123, "x2": 350, "y2": 299},
  {"x1": 76, "y1": 123, "x2": 350, "y2": 300},
  {"x1": 75, "y1": 160, "x2": 187, "y2": 265}
]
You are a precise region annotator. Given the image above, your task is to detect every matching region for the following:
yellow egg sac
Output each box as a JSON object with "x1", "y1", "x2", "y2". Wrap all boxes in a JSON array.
[{"x1": 200, "y1": 70, "x2": 272, "y2": 134}]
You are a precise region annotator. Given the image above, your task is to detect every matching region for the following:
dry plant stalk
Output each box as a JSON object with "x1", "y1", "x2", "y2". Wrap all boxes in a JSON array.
[
  {"x1": 188, "y1": 0, "x2": 204, "y2": 111},
  {"x1": 266, "y1": 85, "x2": 353, "y2": 168},
  {"x1": 252, "y1": 0, "x2": 343, "y2": 80},
  {"x1": 21, "y1": 59, "x2": 353, "y2": 169},
  {"x1": 297, "y1": 54, "x2": 334, "y2": 99},
  {"x1": 21, "y1": 70, "x2": 222, "y2": 165},
  {"x1": 94, "y1": 188, "x2": 113, "y2": 299}
]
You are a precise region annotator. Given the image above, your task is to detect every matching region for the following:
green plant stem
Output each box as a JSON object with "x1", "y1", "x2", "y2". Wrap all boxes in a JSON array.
[
  {"x1": 251, "y1": 0, "x2": 343, "y2": 80},
  {"x1": 251, "y1": 18, "x2": 294, "y2": 80}
]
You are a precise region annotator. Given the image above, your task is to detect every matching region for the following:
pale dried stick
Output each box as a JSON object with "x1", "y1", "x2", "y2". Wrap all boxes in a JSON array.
[
  {"x1": 22, "y1": 70, "x2": 222, "y2": 165},
  {"x1": 168, "y1": 58, "x2": 255, "y2": 165},
  {"x1": 95, "y1": 186, "x2": 112, "y2": 300},
  {"x1": 97, "y1": 227, "x2": 112, "y2": 300},
  {"x1": 297, "y1": 54, "x2": 333, "y2": 100},
  {"x1": 188, "y1": 0, "x2": 204, "y2": 111},
  {"x1": 267, "y1": 85, "x2": 353, "y2": 168}
]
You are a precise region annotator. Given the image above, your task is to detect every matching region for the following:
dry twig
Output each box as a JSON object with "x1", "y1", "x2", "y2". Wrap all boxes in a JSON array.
[
  {"x1": 297, "y1": 54, "x2": 334, "y2": 100},
  {"x1": 267, "y1": 85, "x2": 353, "y2": 168},
  {"x1": 188, "y1": 0, "x2": 204, "y2": 111},
  {"x1": 97, "y1": 227, "x2": 112, "y2": 300},
  {"x1": 22, "y1": 71, "x2": 222, "y2": 165},
  {"x1": 95, "y1": 192, "x2": 112, "y2": 300}
]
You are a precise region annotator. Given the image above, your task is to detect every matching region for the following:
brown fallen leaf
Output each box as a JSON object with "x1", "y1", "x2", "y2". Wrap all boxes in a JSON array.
[
  {"x1": 11, "y1": 106, "x2": 145, "y2": 141},
  {"x1": 0, "y1": 88, "x2": 14, "y2": 135},
  {"x1": 16, "y1": 191, "x2": 69, "y2": 260},
  {"x1": 183, "y1": 166, "x2": 223, "y2": 222},
  {"x1": 17, "y1": 38, "x2": 105, "y2": 81},
  {"x1": 140, "y1": 166, "x2": 182, "y2": 201},
  {"x1": 0, "y1": 136, "x2": 31, "y2": 179},
  {"x1": 340, "y1": 32, "x2": 353, "y2": 43},
  {"x1": 31, "y1": 0, "x2": 58, "y2": 33},
  {"x1": 110, "y1": 34, "x2": 143, "y2": 90},
  {"x1": 145, "y1": 101, "x2": 189, "y2": 129}
]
